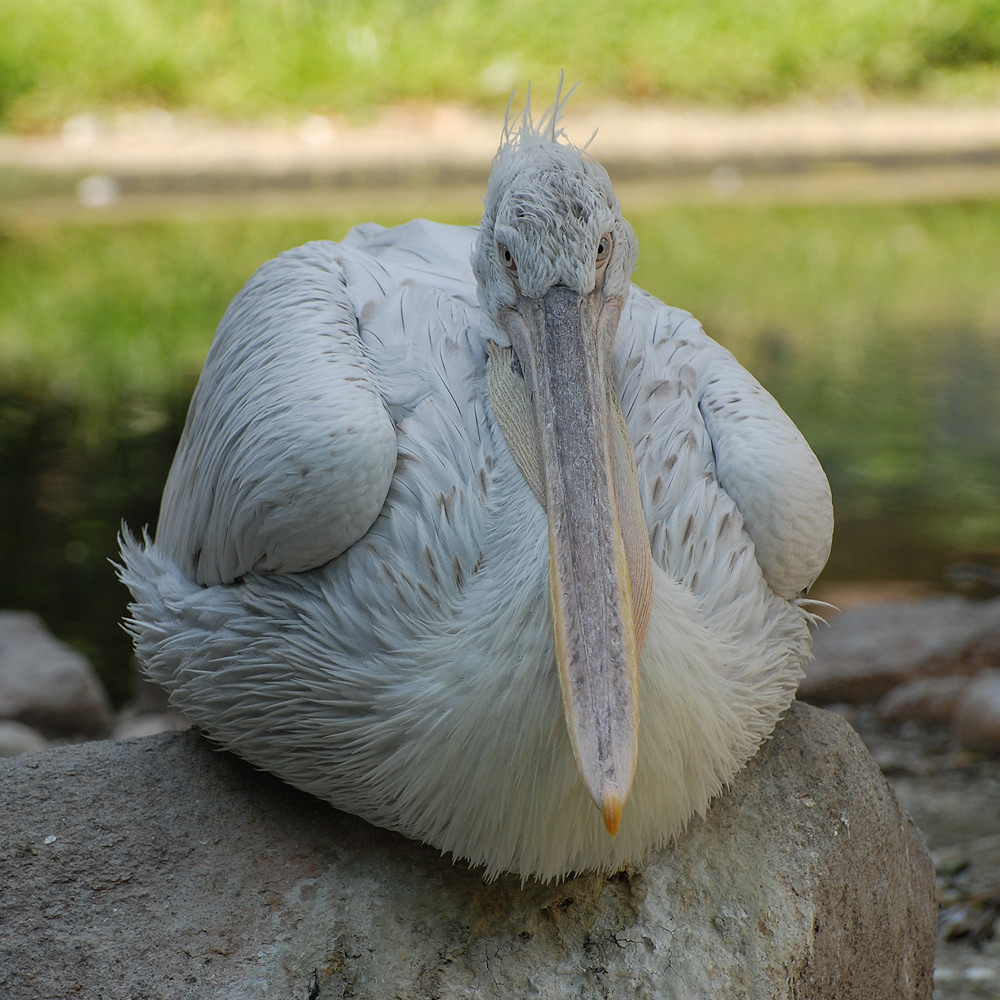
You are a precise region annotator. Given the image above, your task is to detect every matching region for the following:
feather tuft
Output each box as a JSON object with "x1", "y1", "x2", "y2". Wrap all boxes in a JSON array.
[{"x1": 501, "y1": 72, "x2": 579, "y2": 153}]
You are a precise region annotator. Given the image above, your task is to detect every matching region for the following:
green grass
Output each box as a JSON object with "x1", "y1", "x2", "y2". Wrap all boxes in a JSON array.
[{"x1": 3, "y1": 0, "x2": 1000, "y2": 129}]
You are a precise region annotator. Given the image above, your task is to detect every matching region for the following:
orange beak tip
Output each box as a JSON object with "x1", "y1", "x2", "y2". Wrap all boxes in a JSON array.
[{"x1": 601, "y1": 788, "x2": 625, "y2": 837}]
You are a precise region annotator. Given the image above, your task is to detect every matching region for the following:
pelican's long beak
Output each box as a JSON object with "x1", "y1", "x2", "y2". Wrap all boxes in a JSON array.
[{"x1": 492, "y1": 286, "x2": 653, "y2": 835}]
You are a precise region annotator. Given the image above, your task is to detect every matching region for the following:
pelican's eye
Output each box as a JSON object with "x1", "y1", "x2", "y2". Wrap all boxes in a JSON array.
[
  {"x1": 596, "y1": 234, "x2": 613, "y2": 264},
  {"x1": 498, "y1": 243, "x2": 517, "y2": 272}
]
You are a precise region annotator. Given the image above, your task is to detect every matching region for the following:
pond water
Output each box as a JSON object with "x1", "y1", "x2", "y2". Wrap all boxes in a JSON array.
[{"x1": 2, "y1": 195, "x2": 998, "y2": 702}]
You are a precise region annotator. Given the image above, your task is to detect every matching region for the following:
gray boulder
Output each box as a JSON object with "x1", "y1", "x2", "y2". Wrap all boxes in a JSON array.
[
  {"x1": 0, "y1": 702, "x2": 935, "y2": 1000},
  {"x1": 802, "y1": 596, "x2": 1000, "y2": 704},
  {"x1": 0, "y1": 610, "x2": 113, "y2": 736}
]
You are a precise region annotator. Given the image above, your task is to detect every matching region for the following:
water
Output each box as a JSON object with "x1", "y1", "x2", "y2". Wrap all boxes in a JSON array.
[
  {"x1": 2, "y1": 197, "x2": 998, "y2": 702},
  {"x1": 0, "y1": 390, "x2": 188, "y2": 703}
]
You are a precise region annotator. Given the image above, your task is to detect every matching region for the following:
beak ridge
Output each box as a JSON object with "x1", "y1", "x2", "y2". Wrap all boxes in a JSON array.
[{"x1": 492, "y1": 285, "x2": 652, "y2": 833}]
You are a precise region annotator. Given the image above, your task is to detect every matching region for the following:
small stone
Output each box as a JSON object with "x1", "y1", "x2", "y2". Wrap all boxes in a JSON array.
[
  {"x1": 878, "y1": 675, "x2": 970, "y2": 724},
  {"x1": 76, "y1": 174, "x2": 120, "y2": 208},
  {"x1": 0, "y1": 611, "x2": 113, "y2": 737},
  {"x1": 0, "y1": 720, "x2": 49, "y2": 757},
  {"x1": 954, "y1": 670, "x2": 1000, "y2": 751},
  {"x1": 113, "y1": 712, "x2": 190, "y2": 740},
  {"x1": 966, "y1": 966, "x2": 998, "y2": 982}
]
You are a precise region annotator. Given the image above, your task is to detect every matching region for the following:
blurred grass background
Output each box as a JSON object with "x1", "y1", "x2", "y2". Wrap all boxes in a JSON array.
[{"x1": 2, "y1": 0, "x2": 1000, "y2": 130}]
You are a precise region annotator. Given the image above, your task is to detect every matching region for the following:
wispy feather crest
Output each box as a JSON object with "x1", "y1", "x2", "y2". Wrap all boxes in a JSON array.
[
  {"x1": 473, "y1": 76, "x2": 633, "y2": 310},
  {"x1": 501, "y1": 75, "x2": 577, "y2": 151}
]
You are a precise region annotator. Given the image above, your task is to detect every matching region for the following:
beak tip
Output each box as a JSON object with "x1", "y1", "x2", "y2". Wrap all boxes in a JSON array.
[{"x1": 601, "y1": 787, "x2": 625, "y2": 837}]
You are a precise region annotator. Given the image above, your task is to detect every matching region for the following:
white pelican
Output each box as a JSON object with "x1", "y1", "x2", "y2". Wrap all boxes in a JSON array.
[{"x1": 119, "y1": 93, "x2": 833, "y2": 881}]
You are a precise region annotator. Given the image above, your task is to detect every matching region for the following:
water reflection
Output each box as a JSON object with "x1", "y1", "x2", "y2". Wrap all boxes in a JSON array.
[
  {"x1": 2, "y1": 200, "x2": 998, "y2": 702},
  {"x1": 3, "y1": 325, "x2": 998, "y2": 704},
  {"x1": 0, "y1": 390, "x2": 188, "y2": 703},
  {"x1": 767, "y1": 327, "x2": 1000, "y2": 582}
]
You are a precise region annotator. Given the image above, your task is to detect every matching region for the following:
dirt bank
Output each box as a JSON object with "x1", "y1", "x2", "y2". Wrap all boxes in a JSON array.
[{"x1": 2, "y1": 100, "x2": 1000, "y2": 208}]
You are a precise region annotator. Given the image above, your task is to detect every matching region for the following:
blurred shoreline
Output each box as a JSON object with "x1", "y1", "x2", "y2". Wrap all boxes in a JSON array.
[{"x1": 3, "y1": 100, "x2": 1000, "y2": 214}]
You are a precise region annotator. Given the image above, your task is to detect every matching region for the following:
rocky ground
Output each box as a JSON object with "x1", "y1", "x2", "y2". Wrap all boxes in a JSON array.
[
  {"x1": 3, "y1": 590, "x2": 1000, "y2": 997},
  {"x1": 845, "y1": 706, "x2": 1000, "y2": 1000},
  {"x1": 803, "y1": 587, "x2": 1000, "y2": 1000}
]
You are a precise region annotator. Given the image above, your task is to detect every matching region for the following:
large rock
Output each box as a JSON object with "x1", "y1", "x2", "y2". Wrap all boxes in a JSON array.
[
  {"x1": 0, "y1": 610, "x2": 113, "y2": 736},
  {"x1": 802, "y1": 596, "x2": 1000, "y2": 704},
  {"x1": 0, "y1": 703, "x2": 935, "y2": 1000}
]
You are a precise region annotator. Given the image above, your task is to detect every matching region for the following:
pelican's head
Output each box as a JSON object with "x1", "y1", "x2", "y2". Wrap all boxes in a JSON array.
[
  {"x1": 473, "y1": 93, "x2": 652, "y2": 837},
  {"x1": 473, "y1": 97, "x2": 637, "y2": 338}
]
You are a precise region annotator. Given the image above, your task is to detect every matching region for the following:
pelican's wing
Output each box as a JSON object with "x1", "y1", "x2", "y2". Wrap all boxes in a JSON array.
[
  {"x1": 342, "y1": 219, "x2": 480, "y2": 307},
  {"x1": 618, "y1": 289, "x2": 833, "y2": 600},
  {"x1": 156, "y1": 241, "x2": 398, "y2": 586}
]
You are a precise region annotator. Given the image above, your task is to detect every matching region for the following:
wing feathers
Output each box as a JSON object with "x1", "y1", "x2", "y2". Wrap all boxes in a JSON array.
[
  {"x1": 617, "y1": 290, "x2": 833, "y2": 601},
  {"x1": 157, "y1": 242, "x2": 397, "y2": 586}
]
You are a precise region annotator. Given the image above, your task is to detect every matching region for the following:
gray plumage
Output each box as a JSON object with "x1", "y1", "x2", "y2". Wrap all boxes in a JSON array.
[{"x1": 120, "y1": 96, "x2": 833, "y2": 881}]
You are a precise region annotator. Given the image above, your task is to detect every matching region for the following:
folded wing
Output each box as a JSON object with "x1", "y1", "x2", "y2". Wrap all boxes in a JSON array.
[
  {"x1": 617, "y1": 290, "x2": 833, "y2": 602},
  {"x1": 156, "y1": 242, "x2": 397, "y2": 586}
]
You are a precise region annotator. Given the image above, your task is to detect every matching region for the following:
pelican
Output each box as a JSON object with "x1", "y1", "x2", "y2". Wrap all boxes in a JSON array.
[{"x1": 119, "y1": 92, "x2": 833, "y2": 882}]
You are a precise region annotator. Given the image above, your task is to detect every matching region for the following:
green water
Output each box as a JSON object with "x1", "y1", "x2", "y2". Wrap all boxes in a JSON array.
[{"x1": 2, "y1": 198, "x2": 999, "y2": 702}]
